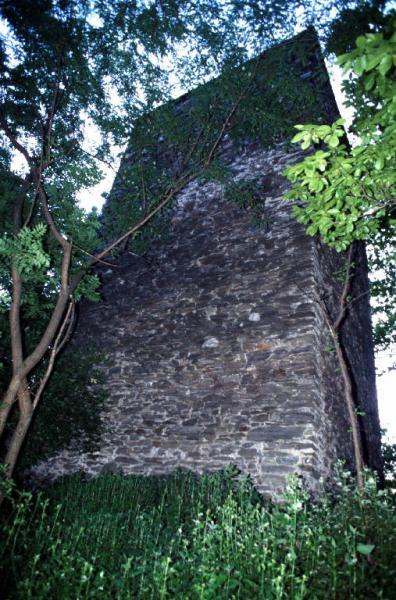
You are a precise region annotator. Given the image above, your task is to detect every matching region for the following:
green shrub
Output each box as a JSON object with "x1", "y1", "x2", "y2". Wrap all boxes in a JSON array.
[{"x1": 1, "y1": 467, "x2": 395, "y2": 599}]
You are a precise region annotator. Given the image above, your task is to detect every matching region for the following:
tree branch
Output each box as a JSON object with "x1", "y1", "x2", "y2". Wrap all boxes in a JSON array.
[
  {"x1": 0, "y1": 112, "x2": 32, "y2": 166},
  {"x1": 32, "y1": 300, "x2": 75, "y2": 412},
  {"x1": 320, "y1": 299, "x2": 365, "y2": 490},
  {"x1": 41, "y1": 48, "x2": 65, "y2": 168},
  {"x1": 333, "y1": 243, "x2": 354, "y2": 331},
  {"x1": 37, "y1": 179, "x2": 70, "y2": 250}
]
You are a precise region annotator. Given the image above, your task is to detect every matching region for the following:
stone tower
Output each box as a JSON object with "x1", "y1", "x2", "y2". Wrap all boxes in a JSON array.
[{"x1": 35, "y1": 29, "x2": 382, "y2": 497}]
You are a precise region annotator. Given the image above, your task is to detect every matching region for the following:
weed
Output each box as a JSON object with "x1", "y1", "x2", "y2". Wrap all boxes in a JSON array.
[{"x1": 1, "y1": 467, "x2": 395, "y2": 598}]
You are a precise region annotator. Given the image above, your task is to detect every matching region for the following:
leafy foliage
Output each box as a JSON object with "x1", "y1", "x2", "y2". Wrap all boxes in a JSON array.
[
  {"x1": 285, "y1": 15, "x2": 396, "y2": 349},
  {"x1": 101, "y1": 28, "x2": 330, "y2": 250},
  {"x1": 0, "y1": 224, "x2": 50, "y2": 277},
  {"x1": 326, "y1": 0, "x2": 389, "y2": 55},
  {"x1": 1, "y1": 467, "x2": 395, "y2": 598}
]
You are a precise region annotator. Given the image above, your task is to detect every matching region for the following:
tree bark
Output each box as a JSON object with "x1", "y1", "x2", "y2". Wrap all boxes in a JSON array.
[{"x1": 321, "y1": 243, "x2": 365, "y2": 490}]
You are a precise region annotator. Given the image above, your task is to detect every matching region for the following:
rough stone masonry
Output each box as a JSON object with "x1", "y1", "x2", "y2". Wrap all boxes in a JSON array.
[{"x1": 31, "y1": 30, "x2": 382, "y2": 497}]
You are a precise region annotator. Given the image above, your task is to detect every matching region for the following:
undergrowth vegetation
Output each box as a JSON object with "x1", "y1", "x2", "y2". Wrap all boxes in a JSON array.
[{"x1": 0, "y1": 467, "x2": 395, "y2": 599}]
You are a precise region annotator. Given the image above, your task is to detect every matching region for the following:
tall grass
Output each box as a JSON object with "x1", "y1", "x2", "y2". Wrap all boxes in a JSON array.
[{"x1": 1, "y1": 466, "x2": 395, "y2": 599}]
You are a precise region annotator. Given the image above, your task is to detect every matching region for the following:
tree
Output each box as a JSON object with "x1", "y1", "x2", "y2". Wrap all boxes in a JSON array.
[
  {"x1": 285, "y1": 13, "x2": 395, "y2": 351},
  {"x1": 284, "y1": 12, "x2": 395, "y2": 486}
]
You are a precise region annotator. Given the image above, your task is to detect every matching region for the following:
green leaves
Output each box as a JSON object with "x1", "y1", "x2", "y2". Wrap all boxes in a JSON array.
[
  {"x1": 336, "y1": 23, "x2": 396, "y2": 105},
  {"x1": 2, "y1": 465, "x2": 396, "y2": 598},
  {"x1": 286, "y1": 16, "x2": 396, "y2": 348},
  {"x1": 290, "y1": 120, "x2": 345, "y2": 151},
  {"x1": 327, "y1": 133, "x2": 340, "y2": 148},
  {"x1": 290, "y1": 131, "x2": 308, "y2": 144},
  {"x1": 356, "y1": 543, "x2": 375, "y2": 556},
  {"x1": 374, "y1": 156, "x2": 384, "y2": 171},
  {"x1": 378, "y1": 54, "x2": 392, "y2": 75},
  {"x1": 0, "y1": 224, "x2": 50, "y2": 275},
  {"x1": 224, "y1": 179, "x2": 268, "y2": 227}
]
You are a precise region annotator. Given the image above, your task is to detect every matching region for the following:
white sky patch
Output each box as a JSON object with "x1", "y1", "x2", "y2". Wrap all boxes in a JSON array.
[
  {"x1": 326, "y1": 61, "x2": 356, "y2": 130},
  {"x1": 376, "y1": 352, "x2": 396, "y2": 442},
  {"x1": 0, "y1": 19, "x2": 23, "y2": 68},
  {"x1": 77, "y1": 111, "x2": 123, "y2": 212},
  {"x1": 86, "y1": 12, "x2": 103, "y2": 28}
]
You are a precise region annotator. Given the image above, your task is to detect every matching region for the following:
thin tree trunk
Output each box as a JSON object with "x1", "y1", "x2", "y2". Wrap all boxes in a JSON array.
[
  {"x1": 324, "y1": 312, "x2": 365, "y2": 490},
  {"x1": 321, "y1": 243, "x2": 365, "y2": 490},
  {"x1": 0, "y1": 395, "x2": 33, "y2": 506},
  {"x1": 3, "y1": 393, "x2": 33, "y2": 478}
]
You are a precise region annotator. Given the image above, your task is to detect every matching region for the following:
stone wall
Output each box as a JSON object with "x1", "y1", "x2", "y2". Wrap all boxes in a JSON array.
[
  {"x1": 30, "y1": 141, "x2": 382, "y2": 497},
  {"x1": 28, "y1": 29, "x2": 382, "y2": 496}
]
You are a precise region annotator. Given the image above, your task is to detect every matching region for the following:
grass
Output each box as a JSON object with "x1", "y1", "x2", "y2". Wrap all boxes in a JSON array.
[{"x1": 0, "y1": 466, "x2": 395, "y2": 599}]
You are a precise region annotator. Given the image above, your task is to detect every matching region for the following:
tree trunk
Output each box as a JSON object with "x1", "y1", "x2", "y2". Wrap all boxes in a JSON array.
[{"x1": 3, "y1": 390, "x2": 33, "y2": 479}]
